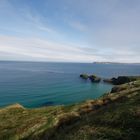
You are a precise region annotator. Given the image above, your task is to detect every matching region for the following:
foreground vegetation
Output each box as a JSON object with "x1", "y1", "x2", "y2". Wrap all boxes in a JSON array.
[{"x1": 0, "y1": 77, "x2": 140, "y2": 140}]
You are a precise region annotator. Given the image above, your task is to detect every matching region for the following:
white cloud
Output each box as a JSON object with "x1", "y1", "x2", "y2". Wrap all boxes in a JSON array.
[
  {"x1": 0, "y1": 35, "x2": 105, "y2": 62},
  {"x1": 0, "y1": 33, "x2": 139, "y2": 63}
]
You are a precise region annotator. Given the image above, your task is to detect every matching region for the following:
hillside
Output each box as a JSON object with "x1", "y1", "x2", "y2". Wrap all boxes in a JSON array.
[{"x1": 0, "y1": 78, "x2": 140, "y2": 140}]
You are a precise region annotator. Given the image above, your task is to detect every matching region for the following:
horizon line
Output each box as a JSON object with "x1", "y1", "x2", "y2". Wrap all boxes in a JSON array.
[{"x1": 0, "y1": 60, "x2": 140, "y2": 64}]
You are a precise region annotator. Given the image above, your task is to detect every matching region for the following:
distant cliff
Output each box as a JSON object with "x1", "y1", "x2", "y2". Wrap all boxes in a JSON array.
[{"x1": 93, "y1": 62, "x2": 140, "y2": 65}]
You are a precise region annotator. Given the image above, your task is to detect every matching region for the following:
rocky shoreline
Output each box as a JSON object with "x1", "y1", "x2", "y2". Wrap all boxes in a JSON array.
[{"x1": 80, "y1": 73, "x2": 140, "y2": 85}]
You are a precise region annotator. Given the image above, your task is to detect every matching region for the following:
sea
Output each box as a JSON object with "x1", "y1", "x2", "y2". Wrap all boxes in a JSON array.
[{"x1": 0, "y1": 61, "x2": 140, "y2": 108}]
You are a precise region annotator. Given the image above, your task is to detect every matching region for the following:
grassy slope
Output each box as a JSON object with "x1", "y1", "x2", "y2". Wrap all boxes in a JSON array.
[
  {"x1": 0, "y1": 80, "x2": 140, "y2": 140},
  {"x1": 51, "y1": 88, "x2": 140, "y2": 140}
]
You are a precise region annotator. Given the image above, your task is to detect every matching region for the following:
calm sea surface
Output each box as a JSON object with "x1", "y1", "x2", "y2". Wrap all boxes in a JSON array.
[{"x1": 0, "y1": 61, "x2": 140, "y2": 108}]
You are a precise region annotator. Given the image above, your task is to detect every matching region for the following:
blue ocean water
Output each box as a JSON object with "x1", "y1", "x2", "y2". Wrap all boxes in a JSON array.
[{"x1": 0, "y1": 61, "x2": 140, "y2": 108}]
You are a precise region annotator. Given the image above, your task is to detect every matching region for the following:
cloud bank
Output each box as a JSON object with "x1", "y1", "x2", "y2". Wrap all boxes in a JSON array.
[{"x1": 0, "y1": 0, "x2": 140, "y2": 63}]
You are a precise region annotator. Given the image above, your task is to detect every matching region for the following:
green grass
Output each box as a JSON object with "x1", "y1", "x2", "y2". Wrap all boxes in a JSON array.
[
  {"x1": 0, "y1": 105, "x2": 64, "y2": 140},
  {"x1": 50, "y1": 92, "x2": 140, "y2": 140}
]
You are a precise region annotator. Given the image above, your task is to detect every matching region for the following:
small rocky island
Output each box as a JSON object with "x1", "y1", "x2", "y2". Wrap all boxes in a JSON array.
[
  {"x1": 80, "y1": 74, "x2": 89, "y2": 79},
  {"x1": 80, "y1": 74, "x2": 101, "y2": 83}
]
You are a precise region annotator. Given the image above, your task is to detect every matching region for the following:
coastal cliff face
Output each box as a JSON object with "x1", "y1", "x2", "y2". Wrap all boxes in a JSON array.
[{"x1": 0, "y1": 77, "x2": 140, "y2": 140}]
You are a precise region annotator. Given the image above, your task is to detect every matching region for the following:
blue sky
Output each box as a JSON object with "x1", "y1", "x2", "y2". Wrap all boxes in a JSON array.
[{"x1": 0, "y1": 0, "x2": 140, "y2": 62}]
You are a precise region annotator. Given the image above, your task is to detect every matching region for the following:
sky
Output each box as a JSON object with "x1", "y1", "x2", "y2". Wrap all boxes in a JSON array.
[{"x1": 0, "y1": 0, "x2": 140, "y2": 63}]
